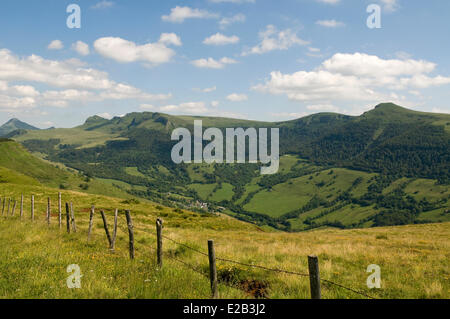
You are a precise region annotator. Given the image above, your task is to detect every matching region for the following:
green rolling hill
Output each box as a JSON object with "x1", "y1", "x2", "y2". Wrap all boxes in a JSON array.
[
  {"x1": 5, "y1": 103, "x2": 450, "y2": 231},
  {"x1": 0, "y1": 112, "x2": 448, "y2": 299},
  {"x1": 0, "y1": 138, "x2": 134, "y2": 199}
]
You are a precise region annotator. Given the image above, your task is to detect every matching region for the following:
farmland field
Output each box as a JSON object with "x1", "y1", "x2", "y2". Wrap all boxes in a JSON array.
[{"x1": 0, "y1": 179, "x2": 448, "y2": 298}]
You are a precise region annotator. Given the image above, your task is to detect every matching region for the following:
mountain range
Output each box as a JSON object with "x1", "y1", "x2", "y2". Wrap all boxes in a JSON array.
[{"x1": 3, "y1": 103, "x2": 450, "y2": 231}]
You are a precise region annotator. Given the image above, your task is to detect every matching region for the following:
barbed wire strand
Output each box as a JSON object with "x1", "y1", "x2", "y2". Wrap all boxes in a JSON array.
[
  {"x1": 145, "y1": 230, "x2": 310, "y2": 276},
  {"x1": 148, "y1": 245, "x2": 208, "y2": 278},
  {"x1": 139, "y1": 228, "x2": 210, "y2": 257},
  {"x1": 8, "y1": 202, "x2": 377, "y2": 300},
  {"x1": 162, "y1": 234, "x2": 210, "y2": 257},
  {"x1": 149, "y1": 246, "x2": 267, "y2": 298},
  {"x1": 320, "y1": 278, "x2": 377, "y2": 299},
  {"x1": 216, "y1": 256, "x2": 310, "y2": 277},
  {"x1": 147, "y1": 231, "x2": 378, "y2": 299}
]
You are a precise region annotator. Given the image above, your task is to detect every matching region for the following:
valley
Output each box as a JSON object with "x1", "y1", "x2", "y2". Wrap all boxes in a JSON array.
[
  {"x1": 4, "y1": 103, "x2": 448, "y2": 232},
  {"x1": 0, "y1": 103, "x2": 448, "y2": 299}
]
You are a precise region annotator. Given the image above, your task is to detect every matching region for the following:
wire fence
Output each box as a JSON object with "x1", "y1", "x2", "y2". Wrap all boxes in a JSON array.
[
  {"x1": 0, "y1": 193, "x2": 378, "y2": 299},
  {"x1": 148, "y1": 245, "x2": 207, "y2": 278},
  {"x1": 144, "y1": 229, "x2": 378, "y2": 299}
]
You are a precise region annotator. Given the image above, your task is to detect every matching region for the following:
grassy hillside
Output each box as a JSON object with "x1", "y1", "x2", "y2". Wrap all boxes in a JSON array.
[
  {"x1": 0, "y1": 181, "x2": 448, "y2": 299},
  {"x1": 0, "y1": 138, "x2": 448, "y2": 299},
  {"x1": 6, "y1": 103, "x2": 450, "y2": 231},
  {"x1": 0, "y1": 139, "x2": 133, "y2": 199}
]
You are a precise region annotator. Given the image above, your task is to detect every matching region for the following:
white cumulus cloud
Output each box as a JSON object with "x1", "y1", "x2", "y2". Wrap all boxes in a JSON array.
[
  {"x1": 72, "y1": 41, "x2": 90, "y2": 56},
  {"x1": 162, "y1": 6, "x2": 219, "y2": 23},
  {"x1": 219, "y1": 13, "x2": 246, "y2": 29},
  {"x1": 93, "y1": 36, "x2": 177, "y2": 65},
  {"x1": 0, "y1": 49, "x2": 171, "y2": 110},
  {"x1": 253, "y1": 52, "x2": 450, "y2": 104},
  {"x1": 226, "y1": 93, "x2": 248, "y2": 102},
  {"x1": 203, "y1": 33, "x2": 240, "y2": 46},
  {"x1": 48, "y1": 40, "x2": 64, "y2": 50},
  {"x1": 191, "y1": 57, "x2": 237, "y2": 69},
  {"x1": 380, "y1": 0, "x2": 399, "y2": 12},
  {"x1": 159, "y1": 33, "x2": 182, "y2": 46},
  {"x1": 242, "y1": 25, "x2": 309, "y2": 56}
]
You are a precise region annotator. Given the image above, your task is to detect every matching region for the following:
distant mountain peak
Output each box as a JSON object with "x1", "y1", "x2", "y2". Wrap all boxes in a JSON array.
[
  {"x1": 85, "y1": 115, "x2": 108, "y2": 122},
  {"x1": 365, "y1": 102, "x2": 416, "y2": 116},
  {"x1": 0, "y1": 118, "x2": 39, "y2": 137},
  {"x1": 5, "y1": 118, "x2": 22, "y2": 124},
  {"x1": 373, "y1": 102, "x2": 410, "y2": 111},
  {"x1": 81, "y1": 115, "x2": 111, "y2": 131},
  {"x1": 83, "y1": 115, "x2": 111, "y2": 126}
]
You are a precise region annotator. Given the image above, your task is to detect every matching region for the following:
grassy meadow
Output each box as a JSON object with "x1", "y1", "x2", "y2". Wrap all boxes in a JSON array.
[
  {"x1": 0, "y1": 181, "x2": 448, "y2": 299},
  {"x1": 186, "y1": 157, "x2": 449, "y2": 230}
]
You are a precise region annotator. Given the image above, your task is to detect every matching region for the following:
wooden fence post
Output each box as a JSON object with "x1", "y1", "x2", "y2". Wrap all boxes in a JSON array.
[
  {"x1": 70, "y1": 203, "x2": 77, "y2": 232},
  {"x1": 20, "y1": 194, "x2": 23, "y2": 219},
  {"x1": 125, "y1": 210, "x2": 135, "y2": 259},
  {"x1": 100, "y1": 210, "x2": 112, "y2": 248},
  {"x1": 111, "y1": 209, "x2": 118, "y2": 251},
  {"x1": 31, "y1": 195, "x2": 34, "y2": 221},
  {"x1": 12, "y1": 200, "x2": 17, "y2": 217},
  {"x1": 7, "y1": 198, "x2": 11, "y2": 216},
  {"x1": 1, "y1": 197, "x2": 4, "y2": 216},
  {"x1": 156, "y1": 218, "x2": 163, "y2": 268},
  {"x1": 208, "y1": 240, "x2": 219, "y2": 298},
  {"x1": 47, "y1": 197, "x2": 51, "y2": 225},
  {"x1": 87, "y1": 205, "x2": 95, "y2": 242},
  {"x1": 308, "y1": 255, "x2": 321, "y2": 299},
  {"x1": 58, "y1": 192, "x2": 62, "y2": 229},
  {"x1": 65, "y1": 203, "x2": 70, "y2": 233}
]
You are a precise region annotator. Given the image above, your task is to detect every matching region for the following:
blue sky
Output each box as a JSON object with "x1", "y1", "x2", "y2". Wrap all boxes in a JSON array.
[{"x1": 0, "y1": 0, "x2": 449, "y2": 128}]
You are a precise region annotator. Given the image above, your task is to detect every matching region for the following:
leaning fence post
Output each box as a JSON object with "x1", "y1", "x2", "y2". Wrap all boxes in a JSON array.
[
  {"x1": 111, "y1": 209, "x2": 118, "y2": 251},
  {"x1": 70, "y1": 203, "x2": 77, "y2": 232},
  {"x1": 87, "y1": 205, "x2": 95, "y2": 242},
  {"x1": 47, "y1": 197, "x2": 51, "y2": 225},
  {"x1": 208, "y1": 240, "x2": 219, "y2": 298},
  {"x1": 100, "y1": 210, "x2": 112, "y2": 248},
  {"x1": 65, "y1": 203, "x2": 70, "y2": 233},
  {"x1": 58, "y1": 192, "x2": 62, "y2": 229},
  {"x1": 12, "y1": 200, "x2": 17, "y2": 217},
  {"x1": 125, "y1": 210, "x2": 135, "y2": 259},
  {"x1": 7, "y1": 198, "x2": 11, "y2": 216},
  {"x1": 31, "y1": 195, "x2": 34, "y2": 221},
  {"x1": 156, "y1": 218, "x2": 163, "y2": 268},
  {"x1": 308, "y1": 255, "x2": 321, "y2": 299},
  {"x1": 20, "y1": 194, "x2": 23, "y2": 219}
]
